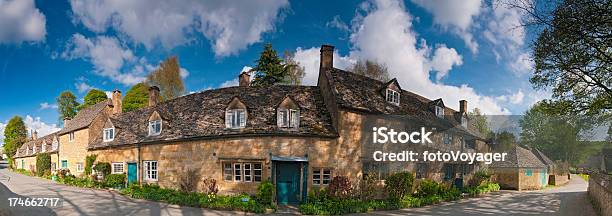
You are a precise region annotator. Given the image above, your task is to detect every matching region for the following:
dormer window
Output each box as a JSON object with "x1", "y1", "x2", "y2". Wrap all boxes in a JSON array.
[
  {"x1": 33, "y1": 145, "x2": 37, "y2": 153},
  {"x1": 26, "y1": 147, "x2": 29, "y2": 155},
  {"x1": 461, "y1": 116, "x2": 468, "y2": 128},
  {"x1": 149, "y1": 120, "x2": 162, "y2": 136},
  {"x1": 42, "y1": 143, "x2": 46, "y2": 152},
  {"x1": 278, "y1": 109, "x2": 299, "y2": 128},
  {"x1": 103, "y1": 127, "x2": 115, "y2": 142},
  {"x1": 435, "y1": 106, "x2": 444, "y2": 118},
  {"x1": 386, "y1": 89, "x2": 400, "y2": 105},
  {"x1": 52, "y1": 138, "x2": 58, "y2": 150},
  {"x1": 226, "y1": 109, "x2": 246, "y2": 129}
]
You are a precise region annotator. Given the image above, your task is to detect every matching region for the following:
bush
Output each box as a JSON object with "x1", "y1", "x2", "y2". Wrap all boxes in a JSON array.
[
  {"x1": 105, "y1": 174, "x2": 126, "y2": 188},
  {"x1": 36, "y1": 153, "x2": 51, "y2": 177},
  {"x1": 178, "y1": 169, "x2": 200, "y2": 192},
  {"x1": 328, "y1": 176, "x2": 353, "y2": 199},
  {"x1": 470, "y1": 168, "x2": 492, "y2": 186},
  {"x1": 85, "y1": 155, "x2": 97, "y2": 175},
  {"x1": 202, "y1": 178, "x2": 219, "y2": 195},
  {"x1": 256, "y1": 181, "x2": 274, "y2": 206},
  {"x1": 359, "y1": 173, "x2": 382, "y2": 201},
  {"x1": 464, "y1": 182, "x2": 500, "y2": 196},
  {"x1": 385, "y1": 172, "x2": 414, "y2": 199},
  {"x1": 94, "y1": 162, "x2": 111, "y2": 176},
  {"x1": 57, "y1": 169, "x2": 71, "y2": 178}
]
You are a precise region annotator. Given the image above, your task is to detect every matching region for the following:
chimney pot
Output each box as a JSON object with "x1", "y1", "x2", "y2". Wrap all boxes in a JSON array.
[
  {"x1": 63, "y1": 117, "x2": 70, "y2": 127},
  {"x1": 32, "y1": 130, "x2": 38, "y2": 140},
  {"x1": 149, "y1": 86, "x2": 160, "y2": 107},
  {"x1": 239, "y1": 72, "x2": 250, "y2": 87},
  {"x1": 459, "y1": 100, "x2": 467, "y2": 113},
  {"x1": 320, "y1": 45, "x2": 334, "y2": 70},
  {"x1": 112, "y1": 89, "x2": 122, "y2": 114}
]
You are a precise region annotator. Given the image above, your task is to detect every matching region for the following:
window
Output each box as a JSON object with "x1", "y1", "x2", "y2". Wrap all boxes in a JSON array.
[
  {"x1": 33, "y1": 145, "x2": 36, "y2": 153},
  {"x1": 313, "y1": 168, "x2": 332, "y2": 185},
  {"x1": 26, "y1": 147, "x2": 29, "y2": 155},
  {"x1": 76, "y1": 162, "x2": 84, "y2": 172},
  {"x1": 222, "y1": 162, "x2": 262, "y2": 182},
  {"x1": 278, "y1": 109, "x2": 299, "y2": 128},
  {"x1": 386, "y1": 89, "x2": 400, "y2": 105},
  {"x1": 61, "y1": 160, "x2": 68, "y2": 169},
  {"x1": 69, "y1": 132, "x2": 75, "y2": 142},
  {"x1": 52, "y1": 139, "x2": 58, "y2": 150},
  {"x1": 435, "y1": 106, "x2": 444, "y2": 118},
  {"x1": 444, "y1": 164, "x2": 455, "y2": 180},
  {"x1": 42, "y1": 144, "x2": 46, "y2": 152},
  {"x1": 148, "y1": 120, "x2": 162, "y2": 136},
  {"x1": 525, "y1": 169, "x2": 532, "y2": 176},
  {"x1": 103, "y1": 128, "x2": 115, "y2": 142},
  {"x1": 112, "y1": 162, "x2": 124, "y2": 174},
  {"x1": 416, "y1": 163, "x2": 427, "y2": 179},
  {"x1": 144, "y1": 161, "x2": 158, "y2": 181},
  {"x1": 461, "y1": 116, "x2": 468, "y2": 128},
  {"x1": 444, "y1": 133, "x2": 452, "y2": 145},
  {"x1": 226, "y1": 109, "x2": 246, "y2": 129}
]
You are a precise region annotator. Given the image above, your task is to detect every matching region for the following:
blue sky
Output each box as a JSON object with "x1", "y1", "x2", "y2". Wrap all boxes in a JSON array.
[{"x1": 0, "y1": 0, "x2": 550, "y2": 143}]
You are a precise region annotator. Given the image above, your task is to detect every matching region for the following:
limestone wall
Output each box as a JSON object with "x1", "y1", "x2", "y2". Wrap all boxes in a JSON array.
[
  {"x1": 58, "y1": 128, "x2": 90, "y2": 176},
  {"x1": 589, "y1": 172, "x2": 612, "y2": 216},
  {"x1": 549, "y1": 174, "x2": 569, "y2": 186},
  {"x1": 517, "y1": 168, "x2": 545, "y2": 190},
  {"x1": 491, "y1": 167, "x2": 519, "y2": 189}
]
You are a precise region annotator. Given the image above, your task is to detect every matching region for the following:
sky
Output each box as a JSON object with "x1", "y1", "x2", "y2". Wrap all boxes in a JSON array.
[{"x1": 0, "y1": 0, "x2": 552, "y2": 144}]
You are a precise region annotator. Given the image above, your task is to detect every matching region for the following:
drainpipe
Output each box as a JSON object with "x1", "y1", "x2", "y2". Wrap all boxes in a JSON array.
[{"x1": 137, "y1": 143, "x2": 142, "y2": 184}]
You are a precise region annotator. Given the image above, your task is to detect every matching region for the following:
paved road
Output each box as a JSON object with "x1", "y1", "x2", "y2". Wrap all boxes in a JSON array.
[
  {"x1": 0, "y1": 162, "x2": 249, "y2": 216},
  {"x1": 361, "y1": 174, "x2": 596, "y2": 216}
]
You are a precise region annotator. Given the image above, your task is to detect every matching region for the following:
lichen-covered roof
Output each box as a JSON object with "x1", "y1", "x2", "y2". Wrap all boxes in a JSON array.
[
  {"x1": 532, "y1": 149, "x2": 555, "y2": 166},
  {"x1": 89, "y1": 85, "x2": 336, "y2": 149},
  {"x1": 14, "y1": 132, "x2": 59, "y2": 158},
  {"x1": 58, "y1": 100, "x2": 110, "y2": 135},
  {"x1": 491, "y1": 145, "x2": 547, "y2": 168}
]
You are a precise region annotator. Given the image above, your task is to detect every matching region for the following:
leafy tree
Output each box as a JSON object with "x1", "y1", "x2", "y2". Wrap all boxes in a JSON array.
[
  {"x1": 281, "y1": 51, "x2": 305, "y2": 85},
  {"x1": 77, "y1": 89, "x2": 108, "y2": 111},
  {"x1": 147, "y1": 56, "x2": 185, "y2": 100},
  {"x1": 503, "y1": 0, "x2": 611, "y2": 115},
  {"x1": 3, "y1": 116, "x2": 27, "y2": 167},
  {"x1": 251, "y1": 43, "x2": 290, "y2": 86},
  {"x1": 123, "y1": 83, "x2": 150, "y2": 112},
  {"x1": 468, "y1": 108, "x2": 491, "y2": 137},
  {"x1": 57, "y1": 91, "x2": 79, "y2": 124},
  {"x1": 350, "y1": 59, "x2": 390, "y2": 81},
  {"x1": 490, "y1": 131, "x2": 517, "y2": 151}
]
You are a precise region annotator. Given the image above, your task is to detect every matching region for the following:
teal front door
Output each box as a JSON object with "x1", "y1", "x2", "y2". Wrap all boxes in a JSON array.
[
  {"x1": 127, "y1": 162, "x2": 138, "y2": 184},
  {"x1": 61, "y1": 160, "x2": 67, "y2": 169},
  {"x1": 276, "y1": 162, "x2": 301, "y2": 204},
  {"x1": 541, "y1": 169, "x2": 548, "y2": 186}
]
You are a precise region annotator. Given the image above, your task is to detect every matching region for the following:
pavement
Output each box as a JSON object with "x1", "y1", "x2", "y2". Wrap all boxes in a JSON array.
[{"x1": 0, "y1": 160, "x2": 597, "y2": 216}]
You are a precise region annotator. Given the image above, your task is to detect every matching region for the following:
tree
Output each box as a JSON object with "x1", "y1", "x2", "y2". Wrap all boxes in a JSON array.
[
  {"x1": 57, "y1": 91, "x2": 79, "y2": 124},
  {"x1": 3, "y1": 116, "x2": 27, "y2": 168},
  {"x1": 123, "y1": 83, "x2": 150, "y2": 112},
  {"x1": 147, "y1": 56, "x2": 185, "y2": 100},
  {"x1": 77, "y1": 89, "x2": 108, "y2": 111},
  {"x1": 281, "y1": 51, "x2": 305, "y2": 85},
  {"x1": 503, "y1": 0, "x2": 611, "y2": 115},
  {"x1": 490, "y1": 131, "x2": 517, "y2": 151},
  {"x1": 468, "y1": 108, "x2": 491, "y2": 138},
  {"x1": 251, "y1": 43, "x2": 290, "y2": 87},
  {"x1": 350, "y1": 59, "x2": 390, "y2": 81}
]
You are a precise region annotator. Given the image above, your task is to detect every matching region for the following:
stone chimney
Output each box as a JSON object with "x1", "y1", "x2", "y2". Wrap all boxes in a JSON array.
[
  {"x1": 149, "y1": 86, "x2": 160, "y2": 107},
  {"x1": 459, "y1": 100, "x2": 467, "y2": 113},
  {"x1": 112, "y1": 89, "x2": 122, "y2": 114},
  {"x1": 63, "y1": 117, "x2": 70, "y2": 127},
  {"x1": 239, "y1": 72, "x2": 250, "y2": 87},
  {"x1": 32, "y1": 130, "x2": 38, "y2": 140},
  {"x1": 320, "y1": 45, "x2": 334, "y2": 71}
]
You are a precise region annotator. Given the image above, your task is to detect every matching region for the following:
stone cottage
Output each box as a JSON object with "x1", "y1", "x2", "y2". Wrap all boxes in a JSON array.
[
  {"x1": 14, "y1": 131, "x2": 60, "y2": 173},
  {"x1": 490, "y1": 145, "x2": 547, "y2": 190}
]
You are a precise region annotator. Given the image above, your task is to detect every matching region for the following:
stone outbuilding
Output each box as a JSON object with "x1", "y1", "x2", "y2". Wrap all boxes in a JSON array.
[{"x1": 490, "y1": 145, "x2": 547, "y2": 190}]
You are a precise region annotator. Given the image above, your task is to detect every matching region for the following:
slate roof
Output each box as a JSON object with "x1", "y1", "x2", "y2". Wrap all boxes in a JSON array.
[
  {"x1": 58, "y1": 100, "x2": 110, "y2": 135},
  {"x1": 532, "y1": 149, "x2": 555, "y2": 166},
  {"x1": 326, "y1": 68, "x2": 484, "y2": 139},
  {"x1": 89, "y1": 85, "x2": 336, "y2": 149},
  {"x1": 490, "y1": 145, "x2": 547, "y2": 168},
  {"x1": 14, "y1": 132, "x2": 59, "y2": 158}
]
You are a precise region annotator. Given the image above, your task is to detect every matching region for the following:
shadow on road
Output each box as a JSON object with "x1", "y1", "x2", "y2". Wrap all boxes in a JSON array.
[{"x1": 0, "y1": 179, "x2": 57, "y2": 216}]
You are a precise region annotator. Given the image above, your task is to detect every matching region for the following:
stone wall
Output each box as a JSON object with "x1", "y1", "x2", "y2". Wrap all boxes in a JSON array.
[
  {"x1": 491, "y1": 167, "x2": 519, "y2": 190},
  {"x1": 518, "y1": 168, "x2": 545, "y2": 190},
  {"x1": 589, "y1": 172, "x2": 612, "y2": 216},
  {"x1": 16, "y1": 156, "x2": 37, "y2": 172},
  {"x1": 549, "y1": 174, "x2": 569, "y2": 186},
  {"x1": 58, "y1": 128, "x2": 90, "y2": 176}
]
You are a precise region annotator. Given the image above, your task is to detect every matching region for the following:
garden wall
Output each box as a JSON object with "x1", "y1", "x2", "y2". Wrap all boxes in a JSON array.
[
  {"x1": 588, "y1": 172, "x2": 612, "y2": 216},
  {"x1": 549, "y1": 174, "x2": 569, "y2": 186}
]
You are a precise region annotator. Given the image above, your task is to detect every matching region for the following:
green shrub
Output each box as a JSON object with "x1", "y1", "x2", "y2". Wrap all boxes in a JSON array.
[
  {"x1": 256, "y1": 180, "x2": 274, "y2": 206},
  {"x1": 328, "y1": 176, "x2": 354, "y2": 199},
  {"x1": 35, "y1": 153, "x2": 51, "y2": 177},
  {"x1": 359, "y1": 173, "x2": 382, "y2": 201},
  {"x1": 94, "y1": 162, "x2": 111, "y2": 176},
  {"x1": 464, "y1": 182, "x2": 500, "y2": 196},
  {"x1": 105, "y1": 174, "x2": 126, "y2": 188},
  {"x1": 84, "y1": 155, "x2": 97, "y2": 175},
  {"x1": 415, "y1": 180, "x2": 443, "y2": 197},
  {"x1": 385, "y1": 172, "x2": 414, "y2": 199}
]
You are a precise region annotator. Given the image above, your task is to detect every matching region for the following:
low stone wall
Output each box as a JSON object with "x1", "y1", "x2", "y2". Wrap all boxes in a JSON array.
[
  {"x1": 588, "y1": 172, "x2": 612, "y2": 216},
  {"x1": 549, "y1": 174, "x2": 569, "y2": 186}
]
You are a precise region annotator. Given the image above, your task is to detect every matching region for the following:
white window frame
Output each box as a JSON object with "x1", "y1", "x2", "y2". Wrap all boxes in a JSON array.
[
  {"x1": 223, "y1": 162, "x2": 262, "y2": 182},
  {"x1": 278, "y1": 109, "x2": 300, "y2": 128},
  {"x1": 386, "y1": 89, "x2": 400, "y2": 105},
  {"x1": 52, "y1": 139, "x2": 58, "y2": 151},
  {"x1": 226, "y1": 109, "x2": 246, "y2": 129},
  {"x1": 69, "y1": 132, "x2": 75, "y2": 142},
  {"x1": 148, "y1": 120, "x2": 162, "y2": 136},
  {"x1": 143, "y1": 160, "x2": 158, "y2": 181},
  {"x1": 112, "y1": 162, "x2": 124, "y2": 174},
  {"x1": 435, "y1": 106, "x2": 445, "y2": 118},
  {"x1": 41, "y1": 143, "x2": 46, "y2": 152},
  {"x1": 312, "y1": 168, "x2": 332, "y2": 185},
  {"x1": 33, "y1": 145, "x2": 37, "y2": 153},
  {"x1": 76, "y1": 162, "x2": 84, "y2": 172},
  {"x1": 103, "y1": 128, "x2": 115, "y2": 142}
]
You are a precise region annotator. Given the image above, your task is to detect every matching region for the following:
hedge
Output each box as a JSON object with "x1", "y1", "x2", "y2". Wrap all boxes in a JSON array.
[{"x1": 35, "y1": 153, "x2": 51, "y2": 177}]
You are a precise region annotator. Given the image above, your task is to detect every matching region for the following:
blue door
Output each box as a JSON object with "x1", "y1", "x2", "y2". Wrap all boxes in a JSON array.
[
  {"x1": 61, "y1": 160, "x2": 67, "y2": 169},
  {"x1": 541, "y1": 169, "x2": 548, "y2": 187},
  {"x1": 127, "y1": 162, "x2": 138, "y2": 184},
  {"x1": 276, "y1": 162, "x2": 301, "y2": 204}
]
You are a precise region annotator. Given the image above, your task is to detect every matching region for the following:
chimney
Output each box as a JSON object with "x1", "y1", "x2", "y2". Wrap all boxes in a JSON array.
[
  {"x1": 239, "y1": 72, "x2": 250, "y2": 87},
  {"x1": 320, "y1": 45, "x2": 334, "y2": 71},
  {"x1": 32, "y1": 130, "x2": 38, "y2": 140},
  {"x1": 149, "y1": 86, "x2": 160, "y2": 107},
  {"x1": 112, "y1": 89, "x2": 122, "y2": 114},
  {"x1": 459, "y1": 100, "x2": 467, "y2": 113},
  {"x1": 63, "y1": 117, "x2": 70, "y2": 127}
]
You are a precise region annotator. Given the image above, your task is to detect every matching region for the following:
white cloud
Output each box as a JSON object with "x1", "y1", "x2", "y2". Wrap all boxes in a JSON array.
[
  {"x1": 509, "y1": 52, "x2": 533, "y2": 75},
  {"x1": 293, "y1": 47, "x2": 354, "y2": 86},
  {"x1": 0, "y1": 122, "x2": 6, "y2": 146},
  {"x1": 411, "y1": 0, "x2": 482, "y2": 53},
  {"x1": 294, "y1": 0, "x2": 509, "y2": 115},
  {"x1": 509, "y1": 90, "x2": 524, "y2": 104},
  {"x1": 62, "y1": 33, "x2": 149, "y2": 86},
  {"x1": 429, "y1": 45, "x2": 463, "y2": 82},
  {"x1": 179, "y1": 68, "x2": 189, "y2": 79},
  {"x1": 219, "y1": 66, "x2": 255, "y2": 88},
  {"x1": 75, "y1": 81, "x2": 94, "y2": 93},
  {"x1": 327, "y1": 15, "x2": 350, "y2": 32},
  {"x1": 0, "y1": 0, "x2": 46, "y2": 44},
  {"x1": 68, "y1": 0, "x2": 289, "y2": 57},
  {"x1": 39, "y1": 102, "x2": 58, "y2": 110},
  {"x1": 23, "y1": 115, "x2": 60, "y2": 138}
]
